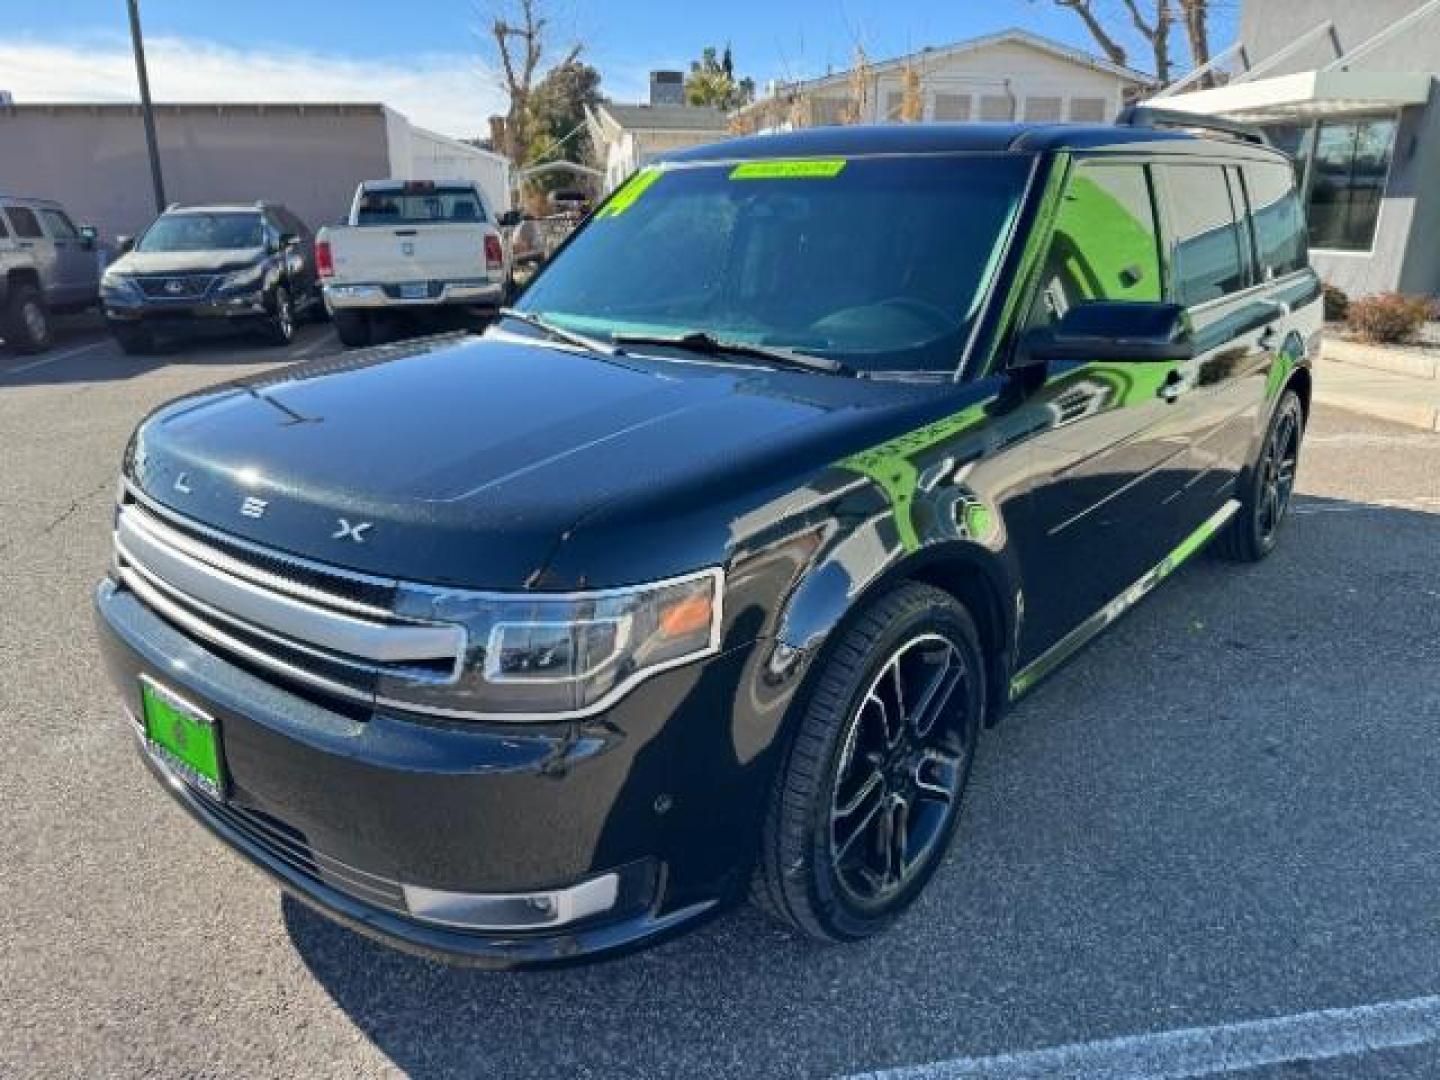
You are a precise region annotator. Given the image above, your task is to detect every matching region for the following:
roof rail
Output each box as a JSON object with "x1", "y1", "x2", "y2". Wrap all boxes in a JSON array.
[{"x1": 1115, "y1": 105, "x2": 1271, "y2": 147}]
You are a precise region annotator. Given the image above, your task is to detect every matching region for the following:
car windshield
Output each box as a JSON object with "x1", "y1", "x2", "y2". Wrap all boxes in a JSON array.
[
  {"x1": 138, "y1": 213, "x2": 263, "y2": 252},
  {"x1": 515, "y1": 154, "x2": 1033, "y2": 375},
  {"x1": 354, "y1": 187, "x2": 487, "y2": 225}
]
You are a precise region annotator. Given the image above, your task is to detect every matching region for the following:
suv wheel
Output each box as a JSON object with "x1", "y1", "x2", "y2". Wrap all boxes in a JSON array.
[
  {"x1": 1215, "y1": 388, "x2": 1305, "y2": 562},
  {"x1": 331, "y1": 309, "x2": 372, "y2": 348},
  {"x1": 5, "y1": 285, "x2": 52, "y2": 354},
  {"x1": 265, "y1": 285, "x2": 295, "y2": 346},
  {"x1": 751, "y1": 582, "x2": 985, "y2": 942}
]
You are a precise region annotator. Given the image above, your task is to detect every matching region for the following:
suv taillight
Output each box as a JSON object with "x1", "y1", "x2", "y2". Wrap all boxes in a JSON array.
[
  {"x1": 316, "y1": 238, "x2": 334, "y2": 278},
  {"x1": 484, "y1": 234, "x2": 503, "y2": 274}
]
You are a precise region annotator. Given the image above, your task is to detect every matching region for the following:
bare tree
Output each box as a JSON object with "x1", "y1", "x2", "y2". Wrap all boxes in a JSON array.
[
  {"x1": 1042, "y1": 0, "x2": 1217, "y2": 87},
  {"x1": 899, "y1": 63, "x2": 923, "y2": 122},
  {"x1": 488, "y1": 0, "x2": 579, "y2": 163},
  {"x1": 842, "y1": 45, "x2": 872, "y2": 124}
]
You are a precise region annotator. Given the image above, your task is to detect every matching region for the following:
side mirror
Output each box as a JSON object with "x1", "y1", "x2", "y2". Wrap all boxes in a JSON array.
[
  {"x1": 115, "y1": 235, "x2": 135, "y2": 255},
  {"x1": 498, "y1": 209, "x2": 523, "y2": 229},
  {"x1": 78, "y1": 225, "x2": 98, "y2": 250},
  {"x1": 1015, "y1": 301, "x2": 1193, "y2": 367}
]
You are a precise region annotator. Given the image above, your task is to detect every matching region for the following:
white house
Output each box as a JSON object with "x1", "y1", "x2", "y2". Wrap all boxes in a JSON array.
[
  {"x1": 733, "y1": 28, "x2": 1153, "y2": 134},
  {"x1": 584, "y1": 100, "x2": 730, "y2": 193}
]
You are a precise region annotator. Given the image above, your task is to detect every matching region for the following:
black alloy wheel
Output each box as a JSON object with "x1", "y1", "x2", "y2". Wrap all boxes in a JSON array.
[
  {"x1": 266, "y1": 285, "x2": 295, "y2": 345},
  {"x1": 1216, "y1": 387, "x2": 1305, "y2": 562},
  {"x1": 752, "y1": 582, "x2": 985, "y2": 941}
]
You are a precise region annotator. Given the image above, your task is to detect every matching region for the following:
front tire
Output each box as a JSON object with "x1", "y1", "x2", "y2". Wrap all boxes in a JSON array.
[
  {"x1": 4, "y1": 285, "x2": 52, "y2": 354},
  {"x1": 751, "y1": 582, "x2": 985, "y2": 942},
  {"x1": 264, "y1": 285, "x2": 296, "y2": 346},
  {"x1": 1215, "y1": 388, "x2": 1305, "y2": 562}
]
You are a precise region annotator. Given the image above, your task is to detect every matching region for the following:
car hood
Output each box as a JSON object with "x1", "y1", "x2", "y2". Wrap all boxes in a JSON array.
[
  {"x1": 111, "y1": 247, "x2": 266, "y2": 275},
  {"x1": 126, "y1": 332, "x2": 929, "y2": 589}
]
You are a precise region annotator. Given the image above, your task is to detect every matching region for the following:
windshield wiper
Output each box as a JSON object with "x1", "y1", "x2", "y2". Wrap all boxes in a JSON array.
[
  {"x1": 498, "y1": 308, "x2": 621, "y2": 356},
  {"x1": 609, "y1": 330, "x2": 855, "y2": 377}
]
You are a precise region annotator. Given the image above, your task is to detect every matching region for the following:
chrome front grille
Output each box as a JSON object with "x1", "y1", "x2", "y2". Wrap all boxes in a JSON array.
[
  {"x1": 135, "y1": 274, "x2": 221, "y2": 299},
  {"x1": 113, "y1": 497, "x2": 465, "y2": 705}
]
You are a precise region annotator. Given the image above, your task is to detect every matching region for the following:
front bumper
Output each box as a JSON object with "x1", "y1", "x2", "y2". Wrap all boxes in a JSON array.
[
  {"x1": 323, "y1": 280, "x2": 504, "y2": 312},
  {"x1": 95, "y1": 577, "x2": 772, "y2": 967},
  {"x1": 104, "y1": 290, "x2": 270, "y2": 326}
]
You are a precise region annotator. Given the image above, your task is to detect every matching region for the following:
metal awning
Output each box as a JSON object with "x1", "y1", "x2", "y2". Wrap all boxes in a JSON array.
[{"x1": 1146, "y1": 70, "x2": 1433, "y2": 123}]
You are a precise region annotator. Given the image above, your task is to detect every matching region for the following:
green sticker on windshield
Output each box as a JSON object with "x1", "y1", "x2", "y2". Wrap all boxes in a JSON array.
[
  {"x1": 730, "y1": 159, "x2": 847, "y2": 180},
  {"x1": 597, "y1": 169, "x2": 661, "y2": 218}
]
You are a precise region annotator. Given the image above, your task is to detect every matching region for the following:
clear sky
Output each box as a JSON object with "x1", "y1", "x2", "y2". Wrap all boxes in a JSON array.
[{"x1": 1, "y1": 0, "x2": 1239, "y2": 137}]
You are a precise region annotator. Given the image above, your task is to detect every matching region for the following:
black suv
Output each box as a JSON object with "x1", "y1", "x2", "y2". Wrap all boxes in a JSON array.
[
  {"x1": 96, "y1": 112, "x2": 1321, "y2": 967},
  {"x1": 101, "y1": 202, "x2": 321, "y2": 354}
]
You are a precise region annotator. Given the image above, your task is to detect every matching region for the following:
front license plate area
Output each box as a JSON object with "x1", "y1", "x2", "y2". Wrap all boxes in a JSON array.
[
  {"x1": 399, "y1": 282, "x2": 428, "y2": 299},
  {"x1": 141, "y1": 677, "x2": 225, "y2": 799}
]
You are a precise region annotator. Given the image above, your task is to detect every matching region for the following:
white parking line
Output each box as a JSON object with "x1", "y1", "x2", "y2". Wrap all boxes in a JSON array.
[
  {"x1": 846, "y1": 995, "x2": 1440, "y2": 1079},
  {"x1": 1, "y1": 339, "x2": 111, "y2": 376}
]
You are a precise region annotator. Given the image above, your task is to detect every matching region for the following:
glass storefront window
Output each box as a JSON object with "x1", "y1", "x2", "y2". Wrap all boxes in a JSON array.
[{"x1": 1264, "y1": 116, "x2": 1398, "y2": 252}]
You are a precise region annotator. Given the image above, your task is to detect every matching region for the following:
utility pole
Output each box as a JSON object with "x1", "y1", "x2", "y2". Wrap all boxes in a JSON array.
[{"x1": 126, "y1": 0, "x2": 167, "y2": 213}]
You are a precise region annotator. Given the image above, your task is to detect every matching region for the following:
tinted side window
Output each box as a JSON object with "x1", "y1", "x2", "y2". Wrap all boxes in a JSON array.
[
  {"x1": 1242, "y1": 162, "x2": 1308, "y2": 280},
  {"x1": 1163, "y1": 165, "x2": 1246, "y2": 306},
  {"x1": 39, "y1": 209, "x2": 79, "y2": 240},
  {"x1": 4, "y1": 207, "x2": 44, "y2": 239},
  {"x1": 1025, "y1": 162, "x2": 1162, "y2": 327}
]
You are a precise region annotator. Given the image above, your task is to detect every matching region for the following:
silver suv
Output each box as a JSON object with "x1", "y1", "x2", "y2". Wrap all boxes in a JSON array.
[{"x1": 1, "y1": 195, "x2": 102, "y2": 353}]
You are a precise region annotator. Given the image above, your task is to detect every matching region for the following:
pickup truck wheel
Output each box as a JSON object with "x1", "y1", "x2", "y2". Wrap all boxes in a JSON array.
[
  {"x1": 331, "y1": 309, "x2": 371, "y2": 348},
  {"x1": 751, "y1": 582, "x2": 985, "y2": 942},
  {"x1": 4, "y1": 285, "x2": 53, "y2": 354},
  {"x1": 264, "y1": 286, "x2": 296, "y2": 346},
  {"x1": 112, "y1": 325, "x2": 154, "y2": 356}
]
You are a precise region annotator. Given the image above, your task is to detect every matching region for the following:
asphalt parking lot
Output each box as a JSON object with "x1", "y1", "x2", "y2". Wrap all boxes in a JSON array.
[{"x1": 1, "y1": 320, "x2": 1437, "y2": 1078}]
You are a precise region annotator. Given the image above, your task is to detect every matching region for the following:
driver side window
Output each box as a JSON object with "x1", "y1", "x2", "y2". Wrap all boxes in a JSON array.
[{"x1": 1025, "y1": 162, "x2": 1163, "y2": 329}]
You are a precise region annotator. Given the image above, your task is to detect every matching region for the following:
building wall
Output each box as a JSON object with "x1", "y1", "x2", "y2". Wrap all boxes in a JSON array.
[
  {"x1": 0, "y1": 105, "x2": 392, "y2": 241},
  {"x1": 1239, "y1": 0, "x2": 1440, "y2": 296},
  {"x1": 783, "y1": 39, "x2": 1136, "y2": 129}
]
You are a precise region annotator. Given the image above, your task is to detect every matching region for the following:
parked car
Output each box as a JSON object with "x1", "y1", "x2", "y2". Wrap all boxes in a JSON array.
[
  {"x1": 316, "y1": 180, "x2": 510, "y2": 347},
  {"x1": 101, "y1": 202, "x2": 322, "y2": 354},
  {"x1": 96, "y1": 112, "x2": 1320, "y2": 967},
  {"x1": 0, "y1": 194, "x2": 101, "y2": 353}
]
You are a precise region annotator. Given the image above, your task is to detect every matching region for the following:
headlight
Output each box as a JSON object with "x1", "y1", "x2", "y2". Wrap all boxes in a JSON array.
[
  {"x1": 379, "y1": 569, "x2": 724, "y2": 719},
  {"x1": 101, "y1": 269, "x2": 141, "y2": 298},
  {"x1": 218, "y1": 262, "x2": 266, "y2": 291}
]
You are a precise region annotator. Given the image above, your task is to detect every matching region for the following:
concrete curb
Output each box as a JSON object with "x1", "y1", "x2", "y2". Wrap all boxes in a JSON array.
[
  {"x1": 1322, "y1": 336, "x2": 1440, "y2": 380},
  {"x1": 1313, "y1": 387, "x2": 1440, "y2": 431}
]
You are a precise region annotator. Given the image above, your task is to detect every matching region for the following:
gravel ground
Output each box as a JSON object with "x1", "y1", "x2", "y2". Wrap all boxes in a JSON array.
[{"x1": 1, "y1": 323, "x2": 1437, "y2": 1078}]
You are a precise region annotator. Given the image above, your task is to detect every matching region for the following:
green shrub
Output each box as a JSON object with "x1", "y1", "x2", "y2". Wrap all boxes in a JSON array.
[
  {"x1": 1322, "y1": 283, "x2": 1349, "y2": 322},
  {"x1": 1345, "y1": 292, "x2": 1431, "y2": 344}
]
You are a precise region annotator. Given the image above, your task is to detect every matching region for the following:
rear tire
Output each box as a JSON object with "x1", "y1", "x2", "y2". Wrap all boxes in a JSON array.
[
  {"x1": 1214, "y1": 388, "x2": 1305, "y2": 563},
  {"x1": 332, "y1": 309, "x2": 372, "y2": 348},
  {"x1": 4, "y1": 285, "x2": 52, "y2": 354},
  {"x1": 751, "y1": 582, "x2": 985, "y2": 942},
  {"x1": 111, "y1": 325, "x2": 154, "y2": 356}
]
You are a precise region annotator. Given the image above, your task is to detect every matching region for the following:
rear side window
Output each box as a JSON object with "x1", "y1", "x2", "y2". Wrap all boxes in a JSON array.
[
  {"x1": 39, "y1": 209, "x2": 79, "y2": 240},
  {"x1": 1242, "y1": 163, "x2": 1308, "y2": 280},
  {"x1": 1025, "y1": 162, "x2": 1163, "y2": 328},
  {"x1": 4, "y1": 206, "x2": 44, "y2": 239},
  {"x1": 1162, "y1": 165, "x2": 1247, "y2": 306}
]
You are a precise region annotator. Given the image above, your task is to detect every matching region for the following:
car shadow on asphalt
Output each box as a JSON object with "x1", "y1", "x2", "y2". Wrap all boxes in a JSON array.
[{"x1": 282, "y1": 497, "x2": 1440, "y2": 1079}]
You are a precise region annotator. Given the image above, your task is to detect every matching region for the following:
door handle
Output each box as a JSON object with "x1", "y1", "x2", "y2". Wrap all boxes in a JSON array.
[
  {"x1": 1257, "y1": 326, "x2": 1278, "y2": 349},
  {"x1": 1158, "y1": 369, "x2": 1187, "y2": 403}
]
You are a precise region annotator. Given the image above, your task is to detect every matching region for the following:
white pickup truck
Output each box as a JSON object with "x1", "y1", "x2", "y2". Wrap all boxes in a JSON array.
[{"x1": 316, "y1": 180, "x2": 511, "y2": 347}]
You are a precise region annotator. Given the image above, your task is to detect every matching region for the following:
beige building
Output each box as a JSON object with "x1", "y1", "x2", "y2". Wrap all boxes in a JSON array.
[
  {"x1": 0, "y1": 102, "x2": 511, "y2": 245},
  {"x1": 733, "y1": 28, "x2": 1153, "y2": 134}
]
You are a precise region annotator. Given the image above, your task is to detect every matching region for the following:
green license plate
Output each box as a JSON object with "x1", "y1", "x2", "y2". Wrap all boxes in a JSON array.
[{"x1": 141, "y1": 678, "x2": 225, "y2": 798}]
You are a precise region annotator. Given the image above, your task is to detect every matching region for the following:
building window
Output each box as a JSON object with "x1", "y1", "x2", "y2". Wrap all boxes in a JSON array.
[
  {"x1": 1069, "y1": 97, "x2": 1107, "y2": 122},
  {"x1": 812, "y1": 97, "x2": 846, "y2": 126},
  {"x1": 978, "y1": 95, "x2": 1013, "y2": 121},
  {"x1": 1023, "y1": 96, "x2": 1063, "y2": 122},
  {"x1": 1305, "y1": 116, "x2": 1397, "y2": 252},
  {"x1": 883, "y1": 91, "x2": 904, "y2": 121},
  {"x1": 933, "y1": 93, "x2": 971, "y2": 121}
]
